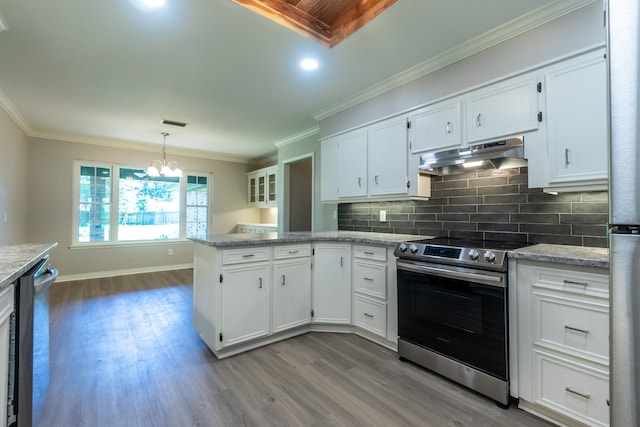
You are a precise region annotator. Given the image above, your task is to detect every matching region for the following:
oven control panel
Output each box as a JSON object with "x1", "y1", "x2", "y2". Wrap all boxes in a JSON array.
[{"x1": 394, "y1": 240, "x2": 510, "y2": 271}]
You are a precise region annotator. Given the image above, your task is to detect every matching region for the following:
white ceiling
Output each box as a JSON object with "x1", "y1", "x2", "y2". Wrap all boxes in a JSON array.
[{"x1": 0, "y1": 0, "x2": 588, "y2": 162}]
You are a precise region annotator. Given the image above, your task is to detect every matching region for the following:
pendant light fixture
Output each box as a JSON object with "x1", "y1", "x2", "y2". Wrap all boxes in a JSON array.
[{"x1": 147, "y1": 132, "x2": 183, "y2": 178}]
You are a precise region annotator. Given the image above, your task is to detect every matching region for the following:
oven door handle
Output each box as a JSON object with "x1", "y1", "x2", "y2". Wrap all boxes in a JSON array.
[{"x1": 396, "y1": 260, "x2": 505, "y2": 288}]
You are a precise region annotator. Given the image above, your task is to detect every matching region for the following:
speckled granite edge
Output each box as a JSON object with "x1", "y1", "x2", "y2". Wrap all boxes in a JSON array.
[
  {"x1": 190, "y1": 231, "x2": 427, "y2": 248},
  {"x1": 508, "y1": 244, "x2": 609, "y2": 269},
  {"x1": 0, "y1": 243, "x2": 58, "y2": 289}
]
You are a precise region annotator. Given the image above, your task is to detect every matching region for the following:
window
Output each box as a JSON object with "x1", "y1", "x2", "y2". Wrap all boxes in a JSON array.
[{"x1": 74, "y1": 162, "x2": 210, "y2": 245}]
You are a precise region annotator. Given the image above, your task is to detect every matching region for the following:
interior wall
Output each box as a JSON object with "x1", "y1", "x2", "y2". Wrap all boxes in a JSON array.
[
  {"x1": 289, "y1": 158, "x2": 312, "y2": 231},
  {"x1": 319, "y1": 2, "x2": 605, "y2": 138},
  {"x1": 277, "y1": 132, "x2": 337, "y2": 231},
  {"x1": 26, "y1": 137, "x2": 258, "y2": 278},
  {"x1": 0, "y1": 107, "x2": 28, "y2": 245}
]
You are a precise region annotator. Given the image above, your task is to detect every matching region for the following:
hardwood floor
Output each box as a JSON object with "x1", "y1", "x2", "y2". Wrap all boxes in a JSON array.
[{"x1": 38, "y1": 269, "x2": 553, "y2": 427}]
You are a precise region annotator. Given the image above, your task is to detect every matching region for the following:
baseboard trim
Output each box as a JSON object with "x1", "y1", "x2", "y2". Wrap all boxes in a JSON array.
[{"x1": 57, "y1": 263, "x2": 193, "y2": 282}]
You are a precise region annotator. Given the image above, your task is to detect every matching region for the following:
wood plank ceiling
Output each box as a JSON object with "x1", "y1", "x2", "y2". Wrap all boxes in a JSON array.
[{"x1": 233, "y1": 0, "x2": 399, "y2": 47}]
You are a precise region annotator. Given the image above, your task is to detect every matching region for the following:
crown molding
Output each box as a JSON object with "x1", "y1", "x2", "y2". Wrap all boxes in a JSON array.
[
  {"x1": 0, "y1": 88, "x2": 33, "y2": 134},
  {"x1": 313, "y1": 0, "x2": 598, "y2": 121},
  {"x1": 28, "y1": 129, "x2": 251, "y2": 164},
  {"x1": 273, "y1": 125, "x2": 319, "y2": 148}
]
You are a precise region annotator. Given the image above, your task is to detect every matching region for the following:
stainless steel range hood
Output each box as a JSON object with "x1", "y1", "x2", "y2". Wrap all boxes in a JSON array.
[{"x1": 418, "y1": 137, "x2": 526, "y2": 175}]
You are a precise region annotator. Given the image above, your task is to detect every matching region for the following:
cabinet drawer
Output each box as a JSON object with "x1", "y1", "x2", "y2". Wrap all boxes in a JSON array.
[
  {"x1": 534, "y1": 350, "x2": 609, "y2": 426},
  {"x1": 274, "y1": 244, "x2": 311, "y2": 259},
  {"x1": 353, "y1": 245, "x2": 386, "y2": 262},
  {"x1": 354, "y1": 295, "x2": 386, "y2": 337},
  {"x1": 528, "y1": 264, "x2": 609, "y2": 299},
  {"x1": 222, "y1": 247, "x2": 270, "y2": 265},
  {"x1": 353, "y1": 261, "x2": 386, "y2": 299},
  {"x1": 534, "y1": 291, "x2": 609, "y2": 364}
]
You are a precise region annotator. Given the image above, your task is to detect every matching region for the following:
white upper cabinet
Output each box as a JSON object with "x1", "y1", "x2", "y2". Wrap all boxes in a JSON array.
[
  {"x1": 367, "y1": 116, "x2": 409, "y2": 196},
  {"x1": 409, "y1": 99, "x2": 463, "y2": 153},
  {"x1": 465, "y1": 74, "x2": 540, "y2": 144},
  {"x1": 247, "y1": 165, "x2": 277, "y2": 208},
  {"x1": 543, "y1": 49, "x2": 608, "y2": 191},
  {"x1": 337, "y1": 129, "x2": 368, "y2": 198}
]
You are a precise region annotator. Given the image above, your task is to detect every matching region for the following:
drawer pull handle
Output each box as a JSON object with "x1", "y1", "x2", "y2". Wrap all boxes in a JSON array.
[
  {"x1": 364, "y1": 313, "x2": 374, "y2": 318},
  {"x1": 288, "y1": 250, "x2": 299, "y2": 254},
  {"x1": 364, "y1": 277, "x2": 374, "y2": 282},
  {"x1": 364, "y1": 251, "x2": 375, "y2": 255},
  {"x1": 565, "y1": 387, "x2": 590, "y2": 400},
  {"x1": 242, "y1": 254, "x2": 255, "y2": 258},
  {"x1": 564, "y1": 325, "x2": 589, "y2": 335},
  {"x1": 563, "y1": 279, "x2": 588, "y2": 288}
]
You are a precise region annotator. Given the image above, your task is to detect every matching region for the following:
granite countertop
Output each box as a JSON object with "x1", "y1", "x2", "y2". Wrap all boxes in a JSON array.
[
  {"x1": 190, "y1": 231, "x2": 426, "y2": 248},
  {"x1": 0, "y1": 243, "x2": 58, "y2": 289},
  {"x1": 508, "y1": 243, "x2": 609, "y2": 269}
]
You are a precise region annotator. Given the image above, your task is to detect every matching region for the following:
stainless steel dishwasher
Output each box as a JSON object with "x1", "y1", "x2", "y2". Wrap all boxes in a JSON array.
[{"x1": 7, "y1": 256, "x2": 58, "y2": 427}]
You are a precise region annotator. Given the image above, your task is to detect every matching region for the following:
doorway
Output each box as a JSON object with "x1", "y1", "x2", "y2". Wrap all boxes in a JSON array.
[{"x1": 283, "y1": 154, "x2": 313, "y2": 232}]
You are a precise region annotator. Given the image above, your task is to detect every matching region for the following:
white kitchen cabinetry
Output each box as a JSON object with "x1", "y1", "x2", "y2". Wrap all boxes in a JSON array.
[
  {"x1": 0, "y1": 285, "x2": 13, "y2": 427},
  {"x1": 312, "y1": 243, "x2": 351, "y2": 324},
  {"x1": 220, "y1": 248, "x2": 270, "y2": 348},
  {"x1": 247, "y1": 165, "x2": 277, "y2": 207},
  {"x1": 367, "y1": 116, "x2": 410, "y2": 196},
  {"x1": 465, "y1": 74, "x2": 540, "y2": 144},
  {"x1": 352, "y1": 245, "x2": 388, "y2": 338},
  {"x1": 527, "y1": 48, "x2": 608, "y2": 193},
  {"x1": 514, "y1": 259, "x2": 609, "y2": 427},
  {"x1": 272, "y1": 244, "x2": 312, "y2": 333},
  {"x1": 337, "y1": 129, "x2": 368, "y2": 198},
  {"x1": 409, "y1": 99, "x2": 463, "y2": 154}
]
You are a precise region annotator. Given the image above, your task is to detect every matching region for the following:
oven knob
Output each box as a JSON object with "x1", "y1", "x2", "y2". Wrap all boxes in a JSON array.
[
  {"x1": 409, "y1": 244, "x2": 419, "y2": 254},
  {"x1": 398, "y1": 243, "x2": 408, "y2": 252},
  {"x1": 484, "y1": 251, "x2": 496, "y2": 262},
  {"x1": 468, "y1": 249, "x2": 480, "y2": 260}
]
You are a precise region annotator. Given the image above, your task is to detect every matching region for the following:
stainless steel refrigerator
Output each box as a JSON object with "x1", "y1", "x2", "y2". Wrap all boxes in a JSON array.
[{"x1": 608, "y1": 1, "x2": 640, "y2": 426}]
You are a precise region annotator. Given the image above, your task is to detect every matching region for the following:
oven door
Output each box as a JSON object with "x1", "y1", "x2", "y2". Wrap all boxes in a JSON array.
[{"x1": 397, "y1": 260, "x2": 508, "y2": 380}]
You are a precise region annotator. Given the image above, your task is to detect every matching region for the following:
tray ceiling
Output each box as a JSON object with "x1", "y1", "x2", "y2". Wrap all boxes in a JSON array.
[{"x1": 233, "y1": 0, "x2": 399, "y2": 47}]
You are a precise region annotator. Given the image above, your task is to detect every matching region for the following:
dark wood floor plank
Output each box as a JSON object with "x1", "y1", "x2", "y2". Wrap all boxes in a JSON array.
[{"x1": 37, "y1": 269, "x2": 553, "y2": 427}]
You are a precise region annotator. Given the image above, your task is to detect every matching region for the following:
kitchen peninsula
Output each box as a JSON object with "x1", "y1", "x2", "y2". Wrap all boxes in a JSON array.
[{"x1": 190, "y1": 231, "x2": 423, "y2": 359}]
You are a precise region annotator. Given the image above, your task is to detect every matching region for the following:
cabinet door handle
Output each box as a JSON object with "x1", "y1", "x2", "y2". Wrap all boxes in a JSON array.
[
  {"x1": 364, "y1": 313, "x2": 374, "y2": 318},
  {"x1": 565, "y1": 325, "x2": 589, "y2": 335},
  {"x1": 476, "y1": 113, "x2": 482, "y2": 127},
  {"x1": 340, "y1": 256, "x2": 343, "y2": 267},
  {"x1": 242, "y1": 254, "x2": 255, "y2": 258},
  {"x1": 258, "y1": 277, "x2": 263, "y2": 289},
  {"x1": 358, "y1": 177, "x2": 362, "y2": 187},
  {"x1": 565, "y1": 148, "x2": 570, "y2": 167},
  {"x1": 281, "y1": 275, "x2": 286, "y2": 286},
  {"x1": 565, "y1": 387, "x2": 590, "y2": 400},
  {"x1": 446, "y1": 121, "x2": 453, "y2": 134},
  {"x1": 563, "y1": 279, "x2": 588, "y2": 288},
  {"x1": 374, "y1": 175, "x2": 379, "y2": 185}
]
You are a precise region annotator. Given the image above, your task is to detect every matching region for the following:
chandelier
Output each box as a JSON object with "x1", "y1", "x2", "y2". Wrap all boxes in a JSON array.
[{"x1": 147, "y1": 132, "x2": 183, "y2": 178}]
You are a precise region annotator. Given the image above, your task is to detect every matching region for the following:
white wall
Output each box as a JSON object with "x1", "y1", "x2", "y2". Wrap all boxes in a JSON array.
[
  {"x1": 26, "y1": 137, "x2": 259, "y2": 278},
  {"x1": 319, "y1": 2, "x2": 605, "y2": 138},
  {"x1": 0, "y1": 107, "x2": 28, "y2": 245}
]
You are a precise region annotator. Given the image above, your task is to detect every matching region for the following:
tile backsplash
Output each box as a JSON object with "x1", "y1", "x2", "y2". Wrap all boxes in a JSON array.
[{"x1": 338, "y1": 167, "x2": 609, "y2": 248}]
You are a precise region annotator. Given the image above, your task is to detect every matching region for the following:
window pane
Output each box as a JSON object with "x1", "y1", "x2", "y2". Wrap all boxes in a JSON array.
[
  {"x1": 186, "y1": 174, "x2": 209, "y2": 239},
  {"x1": 78, "y1": 165, "x2": 111, "y2": 242},
  {"x1": 118, "y1": 168, "x2": 180, "y2": 241}
]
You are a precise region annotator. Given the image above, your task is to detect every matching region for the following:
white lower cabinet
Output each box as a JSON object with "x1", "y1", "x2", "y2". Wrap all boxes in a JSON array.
[
  {"x1": 312, "y1": 243, "x2": 351, "y2": 324},
  {"x1": 220, "y1": 262, "x2": 270, "y2": 347},
  {"x1": 514, "y1": 259, "x2": 609, "y2": 427},
  {"x1": 272, "y1": 244, "x2": 312, "y2": 333}
]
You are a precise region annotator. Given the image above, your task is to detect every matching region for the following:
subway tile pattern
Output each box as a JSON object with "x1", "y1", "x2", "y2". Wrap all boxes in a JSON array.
[{"x1": 337, "y1": 168, "x2": 609, "y2": 248}]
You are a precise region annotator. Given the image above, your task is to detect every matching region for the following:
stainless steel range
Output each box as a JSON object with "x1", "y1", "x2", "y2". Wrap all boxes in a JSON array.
[{"x1": 394, "y1": 238, "x2": 524, "y2": 406}]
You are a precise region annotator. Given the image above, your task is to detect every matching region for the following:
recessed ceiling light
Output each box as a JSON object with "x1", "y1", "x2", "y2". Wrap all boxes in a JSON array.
[
  {"x1": 300, "y1": 58, "x2": 319, "y2": 71},
  {"x1": 129, "y1": 0, "x2": 165, "y2": 11},
  {"x1": 143, "y1": 0, "x2": 165, "y2": 7}
]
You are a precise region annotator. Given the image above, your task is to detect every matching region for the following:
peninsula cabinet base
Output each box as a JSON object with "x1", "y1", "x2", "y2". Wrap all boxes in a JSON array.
[{"x1": 199, "y1": 324, "x2": 398, "y2": 359}]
